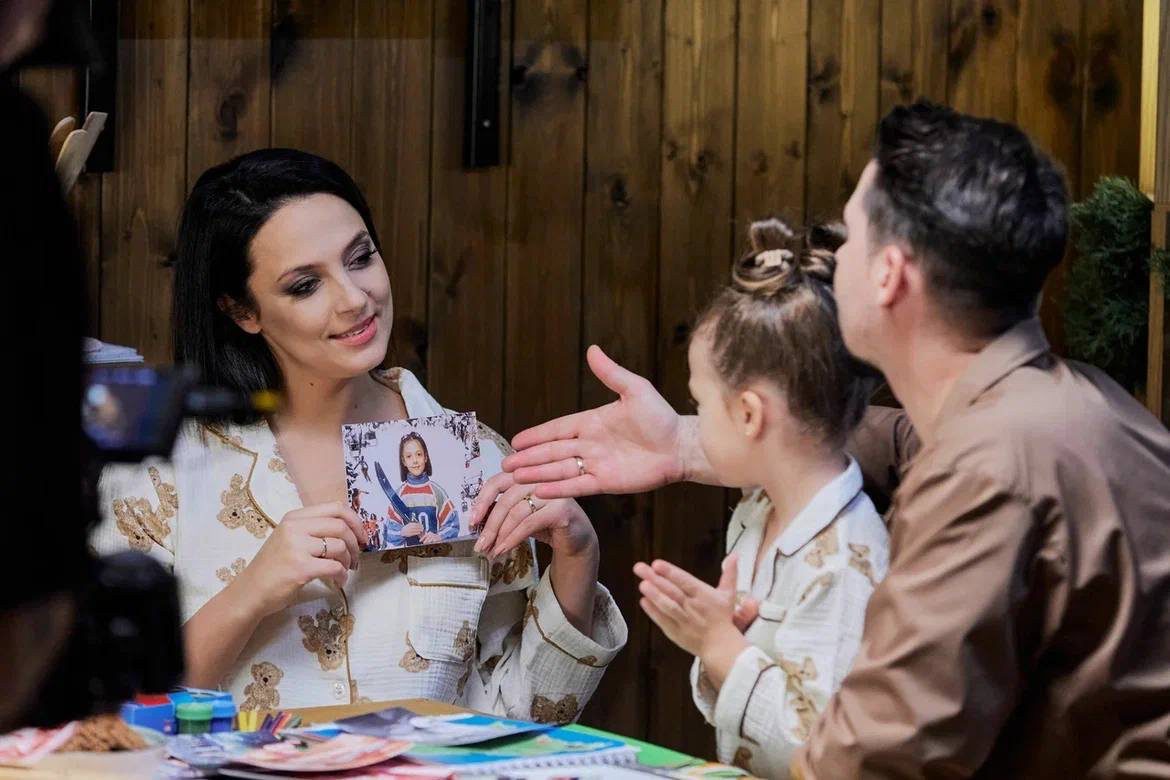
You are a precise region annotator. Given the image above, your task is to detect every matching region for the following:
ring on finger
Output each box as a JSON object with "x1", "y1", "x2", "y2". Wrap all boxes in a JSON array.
[
  {"x1": 575, "y1": 456, "x2": 585, "y2": 476},
  {"x1": 318, "y1": 537, "x2": 328, "y2": 558},
  {"x1": 524, "y1": 494, "x2": 538, "y2": 514}
]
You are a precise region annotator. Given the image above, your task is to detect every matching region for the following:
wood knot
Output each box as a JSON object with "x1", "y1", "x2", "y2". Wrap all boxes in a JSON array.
[
  {"x1": 216, "y1": 90, "x2": 247, "y2": 141},
  {"x1": 751, "y1": 150, "x2": 768, "y2": 175},
  {"x1": 809, "y1": 57, "x2": 840, "y2": 103},
  {"x1": 979, "y1": 1, "x2": 1001, "y2": 34},
  {"x1": 608, "y1": 176, "x2": 630, "y2": 210}
]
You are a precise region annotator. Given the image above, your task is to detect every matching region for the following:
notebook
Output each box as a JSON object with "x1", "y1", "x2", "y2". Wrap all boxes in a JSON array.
[
  {"x1": 403, "y1": 725, "x2": 639, "y2": 775},
  {"x1": 336, "y1": 707, "x2": 551, "y2": 745},
  {"x1": 562, "y1": 724, "x2": 698, "y2": 770}
]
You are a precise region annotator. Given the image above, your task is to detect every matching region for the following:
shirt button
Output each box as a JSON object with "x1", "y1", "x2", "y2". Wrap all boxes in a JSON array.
[{"x1": 333, "y1": 682, "x2": 346, "y2": 700}]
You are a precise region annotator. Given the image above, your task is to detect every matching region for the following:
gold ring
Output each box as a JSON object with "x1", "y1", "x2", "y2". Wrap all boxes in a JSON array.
[
  {"x1": 524, "y1": 495, "x2": 538, "y2": 514},
  {"x1": 319, "y1": 537, "x2": 328, "y2": 558},
  {"x1": 575, "y1": 456, "x2": 585, "y2": 476}
]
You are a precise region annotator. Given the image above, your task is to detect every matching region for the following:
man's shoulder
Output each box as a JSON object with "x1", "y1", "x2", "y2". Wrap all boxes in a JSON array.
[{"x1": 924, "y1": 356, "x2": 1170, "y2": 500}]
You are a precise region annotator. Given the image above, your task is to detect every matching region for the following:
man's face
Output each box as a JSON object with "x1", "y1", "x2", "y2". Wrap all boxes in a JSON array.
[{"x1": 835, "y1": 161, "x2": 884, "y2": 365}]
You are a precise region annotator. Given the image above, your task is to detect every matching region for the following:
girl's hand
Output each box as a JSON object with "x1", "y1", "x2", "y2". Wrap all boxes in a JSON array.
[
  {"x1": 734, "y1": 597, "x2": 760, "y2": 632},
  {"x1": 634, "y1": 554, "x2": 750, "y2": 688}
]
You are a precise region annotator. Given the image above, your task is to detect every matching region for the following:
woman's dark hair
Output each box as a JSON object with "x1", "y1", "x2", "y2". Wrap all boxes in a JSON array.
[
  {"x1": 172, "y1": 148, "x2": 382, "y2": 421},
  {"x1": 866, "y1": 100, "x2": 1068, "y2": 336},
  {"x1": 695, "y1": 218, "x2": 873, "y2": 448},
  {"x1": 399, "y1": 432, "x2": 432, "y2": 481}
]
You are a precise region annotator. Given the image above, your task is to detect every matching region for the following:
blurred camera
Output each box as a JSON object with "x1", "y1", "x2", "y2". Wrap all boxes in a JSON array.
[
  {"x1": 22, "y1": 551, "x2": 184, "y2": 727},
  {"x1": 21, "y1": 368, "x2": 279, "y2": 727},
  {"x1": 84, "y1": 365, "x2": 278, "y2": 462}
]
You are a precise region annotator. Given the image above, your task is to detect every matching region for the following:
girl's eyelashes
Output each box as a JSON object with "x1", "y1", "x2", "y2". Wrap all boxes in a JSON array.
[{"x1": 688, "y1": 396, "x2": 700, "y2": 409}]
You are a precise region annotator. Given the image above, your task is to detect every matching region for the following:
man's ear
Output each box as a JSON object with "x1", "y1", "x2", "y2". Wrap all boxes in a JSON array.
[
  {"x1": 218, "y1": 295, "x2": 260, "y2": 335},
  {"x1": 874, "y1": 243, "x2": 912, "y2": 309}
]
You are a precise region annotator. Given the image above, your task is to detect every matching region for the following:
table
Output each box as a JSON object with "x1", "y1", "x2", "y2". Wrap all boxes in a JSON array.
[{"x1": 0, "y1": 699, "x2": 463, "y2": 780}]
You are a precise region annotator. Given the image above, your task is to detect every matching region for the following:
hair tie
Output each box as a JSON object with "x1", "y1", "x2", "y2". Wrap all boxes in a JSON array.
[{"x1": 755, "y1": 249, "x2": 794, "y2": 270}]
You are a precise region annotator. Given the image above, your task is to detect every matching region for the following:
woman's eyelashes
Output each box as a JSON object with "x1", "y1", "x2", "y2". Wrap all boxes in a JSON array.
[
  {"x1": 348, "y1": 247, "x2": 376, "y2": 269},
  {"x1": 287, "y1": 276, "x2": 320, "y2": 298},
  {"x1": 284, "y1": 248, "x2": 377, "y2": 299}
]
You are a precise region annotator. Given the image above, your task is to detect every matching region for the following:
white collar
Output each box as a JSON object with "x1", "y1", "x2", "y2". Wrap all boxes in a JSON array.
[
  {"x1": 203, "y1": 368, "x2": 445, "y2": 524},
  {"x1": 773, "y1": 457, "x2": 864, "y2": 556}
]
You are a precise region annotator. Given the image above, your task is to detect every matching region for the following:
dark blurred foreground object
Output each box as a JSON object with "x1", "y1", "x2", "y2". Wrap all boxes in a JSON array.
[
  {"x1": 0, "y1": 1, "x2": 183, "y2": 731},
  {"x1": 1, "y1": 0, "x2": 99, "y2": 70}
]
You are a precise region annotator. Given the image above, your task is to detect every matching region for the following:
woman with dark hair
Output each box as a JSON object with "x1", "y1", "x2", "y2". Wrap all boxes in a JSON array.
[{"x1": 93, "y1": 149, "x2": 626, "y2": 716}]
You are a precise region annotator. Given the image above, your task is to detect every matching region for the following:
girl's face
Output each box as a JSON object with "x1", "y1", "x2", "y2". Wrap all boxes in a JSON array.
[
  {"x1": 229, "y1": 193, "x2": 393, "y2": 382},
  {"x1": 402, "y1": 440, "x2": 427, "y2": 477},
  {"x1": 687, "y1": 328, "x2": 791, "y2": 489}
]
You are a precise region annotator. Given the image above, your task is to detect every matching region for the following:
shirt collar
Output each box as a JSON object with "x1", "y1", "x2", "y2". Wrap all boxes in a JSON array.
[
  {"x1": 775, "y1": 457, "x2": 865, "y2": 556},
  {"x1": 934, "y1": 317, "x2": 1051, "y2": 429}
]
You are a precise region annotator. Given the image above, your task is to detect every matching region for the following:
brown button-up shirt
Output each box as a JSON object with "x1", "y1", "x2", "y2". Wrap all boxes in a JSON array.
[{"x1": 794, "y1": 318, "x2": 1170, "y2": 779}]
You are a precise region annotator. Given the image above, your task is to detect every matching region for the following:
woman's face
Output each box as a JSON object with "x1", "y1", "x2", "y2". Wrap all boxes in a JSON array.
[
  {"x1": 233, "y1": 193, "x2": 392, "y2": 381},
  {"x1": 402, "y1": 440, "x2": 427, "y2": 477}
]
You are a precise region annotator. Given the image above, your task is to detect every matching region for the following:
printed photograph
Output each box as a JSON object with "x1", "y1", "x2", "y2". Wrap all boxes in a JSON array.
[{"x1": 343, "y1": 413, "x2": 481, "y2": 551}]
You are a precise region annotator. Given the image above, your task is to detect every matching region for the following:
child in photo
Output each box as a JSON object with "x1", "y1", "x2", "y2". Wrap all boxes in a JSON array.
[
  {"x1": 374, "y1": 432, "x2": 461, "y2": 546},
  {"x1": 634, "y1": 219, "x2": 889, "y2": 778}
]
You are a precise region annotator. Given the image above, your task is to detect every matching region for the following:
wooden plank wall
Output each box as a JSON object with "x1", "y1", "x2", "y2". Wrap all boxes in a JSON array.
[{"x1": 18, "y1": 0, "x2": 1146, "y2": 754}]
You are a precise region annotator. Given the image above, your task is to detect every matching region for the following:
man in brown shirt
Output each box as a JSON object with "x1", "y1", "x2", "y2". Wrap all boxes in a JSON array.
[
  {"x1": 796, "y1": 318, "x2": 1170, "y2": 778},
  {"x1": 480, "y1": 100, "x2": 1170, "y2": 778}
]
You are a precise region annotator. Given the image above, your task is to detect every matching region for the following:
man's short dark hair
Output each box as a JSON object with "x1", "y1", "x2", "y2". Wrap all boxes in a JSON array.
[{"x1": 866, "y1": 100, "x2": 1068, "y2": 335}]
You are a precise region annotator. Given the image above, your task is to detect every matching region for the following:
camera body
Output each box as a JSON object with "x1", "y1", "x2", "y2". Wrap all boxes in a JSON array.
[
  {"x1": 22, "y1": 366, "x2": 268, "y2": 727},
  {"x1": 21, "y1": 551, "x2": 184, "y2": 727},
  {"x1": 84, "y1": 365, "x2": 274, "y2": 461}
]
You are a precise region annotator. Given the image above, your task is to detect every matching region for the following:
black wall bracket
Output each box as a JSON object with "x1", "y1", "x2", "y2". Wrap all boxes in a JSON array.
[{"x1": 463, "y1": 0, "x2": 501, "y2": 169}]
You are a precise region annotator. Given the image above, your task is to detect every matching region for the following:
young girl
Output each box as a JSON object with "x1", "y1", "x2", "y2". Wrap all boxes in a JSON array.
[
  {"x1": 634, "y1": 219, "x2": 888, "y2": 778},
  {"x1": 375, "y1": 432, "x2": 460, "y2": 546}
]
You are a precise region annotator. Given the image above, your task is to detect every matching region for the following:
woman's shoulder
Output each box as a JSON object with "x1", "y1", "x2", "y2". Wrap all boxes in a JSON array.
[
  {"x1": 177, "y1": 419, "x2": 275, "y2": 463},
  {"x1": 372, "y1": 367, "x2": 443, "y2": 417},
  {"x1": 472, "y1": 421, "x2": 513, "y2": 458},
  {"x1": 98, "y1": 419, "x2": 267, "y2": 496}
]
